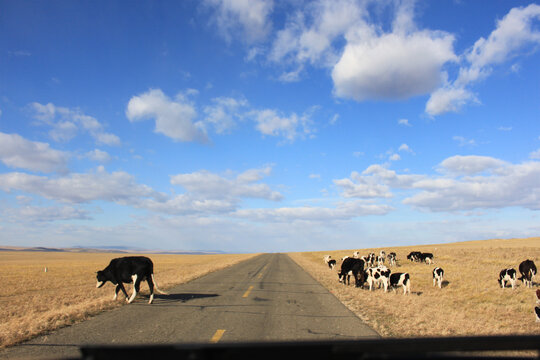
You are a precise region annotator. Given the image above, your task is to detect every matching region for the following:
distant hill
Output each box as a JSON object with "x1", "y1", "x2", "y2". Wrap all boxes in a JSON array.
[{"x1": 0, "y1": 245, "x2": 226, "y2": 254}]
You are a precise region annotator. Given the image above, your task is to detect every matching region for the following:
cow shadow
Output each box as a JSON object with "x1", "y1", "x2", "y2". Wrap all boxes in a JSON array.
[
  {"x1": 154, "y1": 293, "x2": 219, "y2": 303},
  {"x1": 441, "y1": 280, "x2": 450, "y2": 288}
]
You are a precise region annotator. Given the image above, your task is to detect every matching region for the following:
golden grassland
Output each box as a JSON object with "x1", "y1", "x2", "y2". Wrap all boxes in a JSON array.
[
  {"x1": 0, "y1": 251, "x2": 258, "y2": 348},
  {"x1": 288, "y1": 237, "x2": 540, "y2": 338}
]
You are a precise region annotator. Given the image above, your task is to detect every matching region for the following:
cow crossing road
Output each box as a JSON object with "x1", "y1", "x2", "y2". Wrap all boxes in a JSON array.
[{"x1": 1, "y1": 253, "x2": 379, "y2": 359}]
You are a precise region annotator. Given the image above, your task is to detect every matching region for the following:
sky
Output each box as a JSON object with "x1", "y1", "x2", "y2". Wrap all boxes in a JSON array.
[{"x1": 1, "y1": 0, "x2": 540, "y2": 253}]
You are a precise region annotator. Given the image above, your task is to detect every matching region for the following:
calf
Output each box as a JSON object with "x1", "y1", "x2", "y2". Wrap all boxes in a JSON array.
[
  {"x1": 498, "y1": 268, "x2": 517, "y2": 289},
  {"x1": 96, "y1": 256, "x2": 167, "y2": 304},
  {"x1": 323, "y1": 255, "x2": 336, "y2": 269},
  {"x1": 365, "y1": 266, "x2": 391, "y2": 292},
  {"x1": 387, "y1": 252, "x2": 397, "y2": 267},
  {"x1": 389, "y1": 272, "x2": 411, "y2": 295},
  {"x1": 338, "y1": 257, "x2": 365, "y2": 287},
  {"x1": 432, "y1": 267, "x2": 444, "y2": 288},
  {"x1": 519, "y1": 260, "x2": 537, "y2": 288}
]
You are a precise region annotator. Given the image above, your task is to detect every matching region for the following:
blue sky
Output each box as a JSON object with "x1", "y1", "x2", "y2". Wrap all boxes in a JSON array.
[{"x1": 1, "y1": 0, "x2": 540, "y2": 253}]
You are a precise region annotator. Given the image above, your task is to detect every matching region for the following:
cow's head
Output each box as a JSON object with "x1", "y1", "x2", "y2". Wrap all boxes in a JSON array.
[{"x1": 96, "y1": 270, "x2": 107, "y2": 288}]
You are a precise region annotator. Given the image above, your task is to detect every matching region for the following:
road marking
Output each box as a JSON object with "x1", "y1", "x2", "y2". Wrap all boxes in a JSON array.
[
  {"x1": 242, "y1": 285, "x2": 254, "y2": 298},
  {"x1": 210, "y1": 329, "x2": 226, "y2": 343}
]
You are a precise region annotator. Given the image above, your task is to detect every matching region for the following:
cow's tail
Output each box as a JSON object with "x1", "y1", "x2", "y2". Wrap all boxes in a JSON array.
[{"x1": 152, "y1": 274, "x2": 169, "y2": 295}]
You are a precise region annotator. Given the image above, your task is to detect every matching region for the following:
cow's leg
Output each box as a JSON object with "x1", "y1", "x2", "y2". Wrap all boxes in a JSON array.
[
  {"x1": 113, "y1": 284, "x2": 122, "y2": 300},
  {"x1": 116, "y1": 282, "x2": 129, "y2": 300},
  {"x1": 127, "y1": 274, "x2": 139, "y2": 303},
  {"x1": 147, "y1": 275, "x2": 155, "y2": 304}
]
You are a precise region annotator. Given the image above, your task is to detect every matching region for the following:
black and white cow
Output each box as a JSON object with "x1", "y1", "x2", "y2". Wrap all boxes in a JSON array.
[
  {"x1": 96, "y1": 256, "x2": 167, "y2": 304},
  {"x1": 498, "y1": 268, "x2": 517, "y2": 289},
  {"x1": 338, "y1": 257, "x2": 365, "y2": 287},
  {"x1": 353, "y1": 251, "x2": 360, "y2": 258},
  {"x1": 420, "y1": 252, "x2": 434, "y2": 264},
  {"x1": 323, "y1": 255, "x2": 336, "y2": 269},
  {"x1": 365, "y1": 266, "x2": 391, "y2": 292},
  {"x1": 407, "y1": 251, "x2": 422, "y2": 262},
  {"x1": 366, "y1": 252, "x2": 376, "y2": 267},
  {"x1": 387, "y1": 252, "x2": 397, "y2": 267},
  {"x1": 432, "y1": 267, "x2": 444, "y2": 288},
  {"x1": 519, "y1": 260, "x2": 537, "y2": 288},
  {"x1": 377, "y1": 255, "x2": 385, "y2": 267},
  {"x1": 389, "y1": 272, "x2": 411, "y2": 295}
]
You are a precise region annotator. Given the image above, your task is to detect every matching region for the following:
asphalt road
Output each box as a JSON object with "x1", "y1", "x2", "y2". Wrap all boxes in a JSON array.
[{"x1": 1, "y1": 253, "x2": 378, "y2": 359}]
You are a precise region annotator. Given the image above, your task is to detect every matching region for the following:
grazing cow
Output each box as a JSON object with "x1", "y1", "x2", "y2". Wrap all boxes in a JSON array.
[
  {"x1": 338, "y1": 257, "x2": 365, "y2": 287},
  {"x1": 389, "y1": 272, "x2": 411, "y2": 295},
  {"x1": 96, "y1": 256, "x2": 167, "y2": 304},
  {"x1": 433, "y1": 267, "x2": 444, "y2": 289},
  {"x1": 519, "y1": 260, "x2": 537, "y2": 288},
  {"x1": 365, "y1": 266, "x2": 391, "y2": 292},
  {"x1": 323, "y1": 255, "x2": 332, "y2": 263},
  {"x1": 407, "y1": 251, "x2": 422, "y2": 262},
  {"x1": 498, "y1": 268, "x2": 517, "y2": 289},
  {"x1": 535, "y1": 306, "x2": 540, "y2": 322},
  {"x1": 419, "y1": 252, "x2": 434, "y2": 264},
  {"x1": 377, "y1": 255, "x2": 385, "y2": 267},
  {"x1": 387, "y1": 252, "x2": 397, "y2": 267}
]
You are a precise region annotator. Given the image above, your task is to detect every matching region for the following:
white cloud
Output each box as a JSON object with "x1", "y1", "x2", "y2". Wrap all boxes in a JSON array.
[
  {"x1": 85, "y1": 149, "x2": 112, "y2": 163},
  {"x1": 398, "y1": 118, "x2": 411, "y2": 126},
  {"x1": 234, "y1": 200, "x2": 393, "y2": 222},
  {"x1": 0, "y1": 167, "x2": 164, "y2": 205},
  {"x1": 2, "y1": 205, "x2": 91, "y2": 222},
  {"x1": 425, "y1": 86, "x2": 477, "y2": 116},
  {"x1": 249, "y1": 108, "x2": 313, "y2": 142},
  {"x1": 398, "y1": 143, "x2": 413, "y2": 153},
  {"x1": 204, "y1": 0, "x2": 274, "y2": 44},
  {"x1": 427, "y1": 4, "x2": 540, "y2": 115},
  {"x1": 270, "y1": 0, "x2": 364, "y2": 68},
  {"x1": 405, "y1": 161, "x2": 540, "y2": 212},
  {"x1": 0, "y1": 132, "x2": 69, "y2": 173},
  {"x1": 389, "y1": 153, "x2": 401, "y2": 161},
  {"x1": 30, "y1": 102, "x2": 120, "y2": 146},
  {"x1": 126, "y1": 89, "x2": 208, "y2": 143},
  {"x1": 203, "y1": 96, "x2": 248, "y2": 134},
  {"x1": 333, "y1": 28, "x2": 457, "y2": 101},
  {"x1": 438, "y1": 155, "x2": 508, "y2": 175},
  {"x1": 453, "y1": 135, "x2": 477, "y2": 147},
  {"x1": 335, "y1": 156, "x2": 540, "y2": 213},
  {"x1": 170, "y1": 167, "x2": 282, "y2": 201}
]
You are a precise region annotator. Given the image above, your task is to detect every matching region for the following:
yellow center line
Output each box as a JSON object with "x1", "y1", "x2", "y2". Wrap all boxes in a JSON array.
[
  {"x1": 242, "y1": 285, "x2": 254, "y2": 298},
  {"x1": 210, "y1": 329, "x2": 226, "y2": 343}
]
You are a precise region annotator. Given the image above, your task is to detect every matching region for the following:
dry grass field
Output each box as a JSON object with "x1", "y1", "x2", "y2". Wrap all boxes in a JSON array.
[
  {"x1": 0, "y1": 251, "x2": 257, "y2": 348},
  {"x1": 289, "y1": 237, "x2": 540, "y2": 338}
]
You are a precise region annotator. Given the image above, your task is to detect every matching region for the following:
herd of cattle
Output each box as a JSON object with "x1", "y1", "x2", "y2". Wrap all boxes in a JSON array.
[{"x1": 323, "y1": 250, "x2": 538, "y2": 297}]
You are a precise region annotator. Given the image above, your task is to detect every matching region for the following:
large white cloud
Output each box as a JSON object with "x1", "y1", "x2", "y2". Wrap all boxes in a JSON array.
[
  {"x1": 333, "y1": 29, "x2": 456, "y2": 101},
  {"x1": 30, "y1": 102, "x2": 121, "y2": 146},
  {"x1": 126, "y1": 89, "x2": 208, "y2": 143},
  {"x1": 0, "y1": 132, "x2": 69, "y2": 173}
]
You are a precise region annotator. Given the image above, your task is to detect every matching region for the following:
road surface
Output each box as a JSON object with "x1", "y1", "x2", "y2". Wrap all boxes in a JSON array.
[{"x1": 1, "y1": 253, "x2": 378, "y2": 359}]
